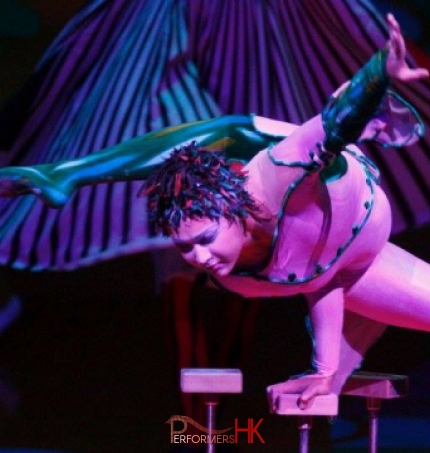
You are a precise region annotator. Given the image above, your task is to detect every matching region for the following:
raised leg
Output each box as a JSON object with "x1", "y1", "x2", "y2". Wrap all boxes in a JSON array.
[{"x1": 0, "y1": 115, "x2": 275, "y2": 207}]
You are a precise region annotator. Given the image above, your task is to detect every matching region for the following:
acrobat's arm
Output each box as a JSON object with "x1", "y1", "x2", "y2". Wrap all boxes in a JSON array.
[
  {"x1": 321, "y1": 13, "x2": 428, "y2": 163},
  {"x1": 267, "y1": 287, "x2": 344, "y2": 411},
  {"x1": 252, "y1": 14, "x2": 427, "y2": 215},
  {"x1": 272, "y1": 14, "x2": 427, "y2": 172}
]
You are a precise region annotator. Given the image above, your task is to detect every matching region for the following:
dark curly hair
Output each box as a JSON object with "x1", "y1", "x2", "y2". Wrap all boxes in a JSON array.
[{"x1": 138, "y1": 142, "x2": 261, "y2": 235}]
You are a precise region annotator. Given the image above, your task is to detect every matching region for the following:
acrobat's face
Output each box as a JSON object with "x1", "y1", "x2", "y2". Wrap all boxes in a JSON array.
[{"x1": 171, "y1": 216, "x2": 245, "y2": 277}]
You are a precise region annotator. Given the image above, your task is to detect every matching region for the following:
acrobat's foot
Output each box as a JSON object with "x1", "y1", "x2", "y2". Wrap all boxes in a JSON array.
[{"x1": 0, "y1": 166, "x2": 71, "y2": 208}]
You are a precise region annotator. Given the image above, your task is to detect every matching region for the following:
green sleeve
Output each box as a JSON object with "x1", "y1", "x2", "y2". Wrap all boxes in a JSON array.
[{"x1": 322, "y1": 48, "x2": 390, "y2": 154}]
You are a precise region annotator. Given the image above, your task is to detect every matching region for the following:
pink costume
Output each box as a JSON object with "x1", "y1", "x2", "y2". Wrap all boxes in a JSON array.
[{"x1": 212, "y1": 91, "x2": 429, "y2": 390}]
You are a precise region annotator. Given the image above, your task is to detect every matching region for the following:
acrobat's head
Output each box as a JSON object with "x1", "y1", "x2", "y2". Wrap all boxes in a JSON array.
[{"x1": 139, "y1": 141, "x2": 259, "y2": 236}]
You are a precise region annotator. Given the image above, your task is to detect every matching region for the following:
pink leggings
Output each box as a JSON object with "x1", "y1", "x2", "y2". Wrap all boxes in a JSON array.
[
  {"x1": 347, "y1": 242, "x2": 430, "y2": 330},
  {"x1": 332, "y1": 242, "x2": 430, "y2": 392}
]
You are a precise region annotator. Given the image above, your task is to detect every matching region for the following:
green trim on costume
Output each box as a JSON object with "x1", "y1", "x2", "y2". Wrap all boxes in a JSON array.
[
  {"x1": 229, "y1": 45, "x2": 392, "y2": 285},
  {"x1": 233, "y1": 148, "x2": 379, "y2": 285},
  {"x1": 319, "y1": 154, "x2": 348, "y2": 183}
]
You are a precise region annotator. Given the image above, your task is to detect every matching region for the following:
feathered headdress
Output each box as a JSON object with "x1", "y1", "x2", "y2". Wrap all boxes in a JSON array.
[{"x1": 139, "y1": 141, "x2": 260, "y2": 235}]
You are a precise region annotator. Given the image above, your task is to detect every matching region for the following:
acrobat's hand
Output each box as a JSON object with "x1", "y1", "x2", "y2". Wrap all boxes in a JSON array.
[
  {"x1": 266, "y1": 372, "x2": 333, "y2": 412},
  {"x1": 385, "y1": 13, "x2": 429, "y2": 81}
]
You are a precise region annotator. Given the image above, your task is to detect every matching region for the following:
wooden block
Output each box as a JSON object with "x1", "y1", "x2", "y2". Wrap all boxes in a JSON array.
[
  {"x1": 275, "y1": 393, "x2": 338, "y2": 416},
  {"x1": 341, "y1": 371, "x2": 408, "y2": 399},
  {"x1": 181, "y1": 368, "x2": 243, "y2": 394}
]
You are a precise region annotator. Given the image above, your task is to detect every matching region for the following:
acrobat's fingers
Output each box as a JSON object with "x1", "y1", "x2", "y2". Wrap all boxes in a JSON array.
[
  {"x1": 387, "y1": 13, "x2": 404, "y2": 60},
  {"x1": 385, "y1": 13, "x2": 429, "y2": 81},
  {"x1": 297, "y1": 382, "x2": 329, "y2": 410}
]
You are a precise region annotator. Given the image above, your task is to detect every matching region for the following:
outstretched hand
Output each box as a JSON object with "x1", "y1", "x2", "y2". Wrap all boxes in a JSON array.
[
  {"x1": 385, "y1": 13, "x2": 429, "y2": 81},
  {"x1": 266, "y1": 373, "x2": 333, "y2": 412}
]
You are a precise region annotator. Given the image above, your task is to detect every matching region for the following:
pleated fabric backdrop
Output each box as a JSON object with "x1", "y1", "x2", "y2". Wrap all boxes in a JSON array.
[{"x1": 0, "y1": 0, "x2": 430, "y2": 270}]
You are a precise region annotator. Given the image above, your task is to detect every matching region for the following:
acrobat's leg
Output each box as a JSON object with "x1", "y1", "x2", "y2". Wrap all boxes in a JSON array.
[
  {"x1": 0, "y1": 115, "x2": 276, "y2": 207},
  {"x1": 345, "y1": 242, "x2": 430, "y2": 331}
]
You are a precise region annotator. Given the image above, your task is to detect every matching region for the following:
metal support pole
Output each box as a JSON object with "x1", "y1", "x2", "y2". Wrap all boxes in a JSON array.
[
  {"x1": 206, "y1": 394, "x2": 219, "y2": 453},
  {"x1": 298, "y1": 416, "x2": 313, "y2": 453},
  {"x1": 367, "y1": 397, "x2": 381, "y2": 453}
]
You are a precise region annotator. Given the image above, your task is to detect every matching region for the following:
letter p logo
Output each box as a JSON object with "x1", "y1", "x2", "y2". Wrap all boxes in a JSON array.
[{"x1": 166, "y1": 415, "x2": 188, "y2": 442}]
